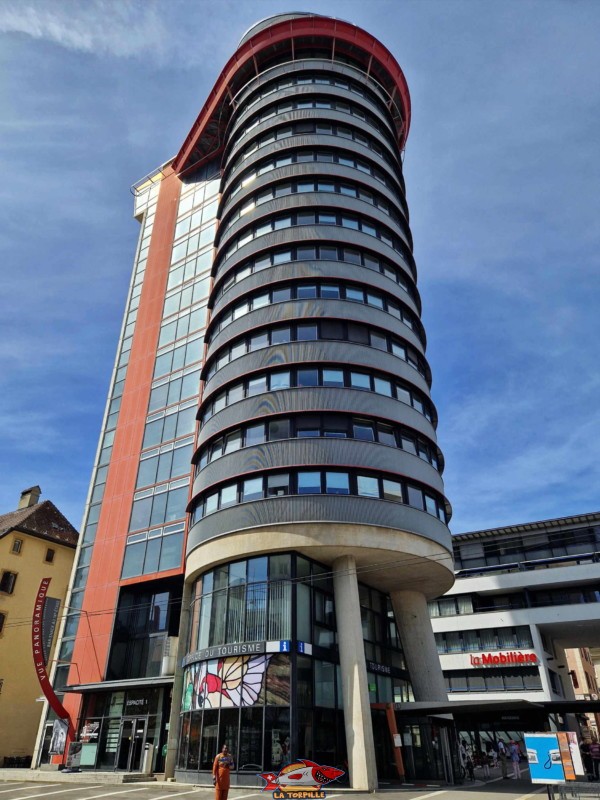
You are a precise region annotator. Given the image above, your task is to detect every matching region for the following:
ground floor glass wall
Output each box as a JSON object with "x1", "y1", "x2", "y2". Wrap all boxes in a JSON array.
[
  {"x1": 177, "y1": 551, "x2": 411, "y2": 781},
  {"x1": 75, "y1": 687, "x2": 169, "y2": 772}
]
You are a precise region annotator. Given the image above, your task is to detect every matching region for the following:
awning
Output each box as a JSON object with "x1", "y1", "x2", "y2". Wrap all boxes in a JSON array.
[
  {"x1": 393, "y1": 699, "x2": 600, "y2": 717},
  {"x1": 64, "y1": 675, "x2": 174, "y2": 693}
]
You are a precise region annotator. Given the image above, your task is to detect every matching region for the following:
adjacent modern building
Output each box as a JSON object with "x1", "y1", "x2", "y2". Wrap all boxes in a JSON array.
[
  {"x1": 0, "y1": 486, "x2": 78, "y2": 766},
  {"x1": 430, "y1": 512, "x2": 600, "y2": 748},
  {"x1": 44, "y1": 13, "x2": 455, "y2": 788},
  {"x1": 565, "y1": 648, "x2": 600, "y2": 739}
]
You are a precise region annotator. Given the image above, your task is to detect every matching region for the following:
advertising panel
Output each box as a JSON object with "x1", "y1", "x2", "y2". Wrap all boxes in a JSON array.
[{"x1": 524, "y1": 733, "x2": 565, "y2": 784}]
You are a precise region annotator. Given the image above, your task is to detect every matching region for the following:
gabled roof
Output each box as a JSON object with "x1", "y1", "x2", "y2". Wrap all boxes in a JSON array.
[{"x1": 0, "y1": 500, "x2": 79, "y2": 548}]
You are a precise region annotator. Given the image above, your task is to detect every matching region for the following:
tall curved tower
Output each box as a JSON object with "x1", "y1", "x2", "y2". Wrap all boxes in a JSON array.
[
  {"x1": 50, "y1": 11, "x2": 454, "y2": 791},
  {"x1": 177, "y1": 12, "x2": 454, "y2": 789}
]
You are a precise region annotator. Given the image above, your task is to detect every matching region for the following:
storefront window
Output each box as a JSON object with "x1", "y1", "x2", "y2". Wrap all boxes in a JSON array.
[{"x1": 179, "y1": 553, "x2": 408, "y2": 775}]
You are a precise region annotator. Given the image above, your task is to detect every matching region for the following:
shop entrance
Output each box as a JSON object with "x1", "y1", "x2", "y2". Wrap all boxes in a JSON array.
[{"x1": 116, "y1": 717, "x2": 147, "y2": 772}]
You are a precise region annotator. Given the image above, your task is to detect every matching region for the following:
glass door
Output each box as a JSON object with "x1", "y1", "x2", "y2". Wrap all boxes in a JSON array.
[{"x1": 117, "y1": 718, "x2": 147, "y2": 771}]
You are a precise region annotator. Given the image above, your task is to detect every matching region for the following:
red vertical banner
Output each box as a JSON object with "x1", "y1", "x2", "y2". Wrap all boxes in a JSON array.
[{"x1": 32, "y1": 578, "x2": 74, "y2": 737}]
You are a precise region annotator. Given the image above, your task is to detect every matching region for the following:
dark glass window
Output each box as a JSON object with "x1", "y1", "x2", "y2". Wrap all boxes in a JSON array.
[
  {"x1": 323, "y1": 414, "x2": 347, "y2": 438},
  {"x1": 297, "y1": 285, "x2": 317, "y2": 299},
  {"x1": 297, "y1": 369, "x2": 319, "y2": 387},
  {"x1": 325, "y1": 472, "x2": 350, "y2": 495},
  {"x1": 322, "y1": 369, "x2": 344, "y2": 387},
  {"x1": 350, "y1": 372, "x2": 371, "y2": 390},
  {"x1": 370, "y1": 332, "x2": 388, "y2": 351},
  {"x1": 298, "y1": 471, "x2": 321, "y2": 494},
  {"x1": 407, "y1": 485, "x2": 424, "y2": 510},
  {"x1": 242, "y1": 477, "x2": 263, "y2": 502},
  {"x1": 267, "y1": 473, "x2": 290, "y2": 497},
  {"x1": 319, "y1": 246, "x2": 338, "y2": 260},
  {"x1": 296, "y1": 416, "x2": 320, "y2": 437},
  {"x1": 247, "y1": 375, "x2": 268, "y2": 396},
  {"x1": 348, "y1": 323, "x2": 369, "y2": 344},
  {"x1": 272, "y1": 287, "x2": 291, "y2": 303},
  {"x1": 377, "y1": 424, "x2": 396, "y2": 447},
  {"x1": 269, "y1": 420, "x2": 290, "y2": 441},
  {"x1": 296, "y1": 324, "x2": 318, "y2": 341},
  {"x1": 271, "y1": 326, "x2": 291, "y2": 345},
  {"x1": 270, "y1": 371, "x2": 290, "y2": 390},
  {"x1": 249, "y1": 332, "x2": 268, "y2": 351},
  {"x1": 353, "y1": 420, "x2": 375, "y2": 441},
  {"x1": 297, "y1": 246, "x2": 316, "y2": 260},
  {"x1": 321, "y1": 321, "x2": 344, "y2": 339}
]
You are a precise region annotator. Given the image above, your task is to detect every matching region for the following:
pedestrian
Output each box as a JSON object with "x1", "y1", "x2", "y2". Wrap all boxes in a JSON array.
[
  {"x1": 481, "y1": 749, "x2": 491, "y2": 779},
  {"x1": 498, "y1": 739, "x2": 508, "y2": 779},
  {"x1": 580, "y1": 739, "x2": 593, "y2": 780},
  {"x1": 509, "y1": 740, "x2": 521, "y2": 779},
  {"x1": 459, "y1": 740, "x2": 474, "y2": 780},
  {"x1": 589, "y1": 739, "x2": 600, "y2": 780},
  {"x1": 487, "y1": 742, "x2": 497, "y2": 768},
  {"x1": 213, "y1": 744, "x2": 234, "y2": 800}
]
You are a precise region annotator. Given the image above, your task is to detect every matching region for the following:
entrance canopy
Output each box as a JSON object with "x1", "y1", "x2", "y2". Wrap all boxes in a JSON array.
[
  {"x1": 394, "y1": 699, "x2": 600, "y2": 717},
  {"x1": 64, "y1": 676, "x2": 173, "y2": 693}
]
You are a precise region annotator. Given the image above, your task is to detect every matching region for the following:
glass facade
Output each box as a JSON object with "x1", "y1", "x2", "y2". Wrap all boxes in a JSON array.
[{"x1": 177, "y1": 553, "x2": 411, "y2": 776}]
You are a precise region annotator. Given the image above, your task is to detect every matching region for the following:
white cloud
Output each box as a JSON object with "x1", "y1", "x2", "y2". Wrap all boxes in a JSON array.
[{"x1": 0, "y1": 0, "x2": 167, "y2": 59}]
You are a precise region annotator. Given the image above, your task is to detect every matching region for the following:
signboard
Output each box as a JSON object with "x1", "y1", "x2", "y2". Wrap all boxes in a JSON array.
[
  {"x1": 367, "y1": 661, "x2": 391, "y2": 675},
  {"x1": 49, "y1": 719, "x2": 68, "y2": 755},
  {"x1": 80, "y1": 721, "x2": 100, "y2": 743},
  {"x1": 66, "y1": 741, "x2": 82, "y2": 770},
  {"x1": 525, "y1": 732, "x2": 583, "y2": 784},
  {"x1": 42, "y1": 597, "x2": 61, "y2": 664},
  {"x1": 559, "y1": 732, "x2": 584, "y2": 778},
  {"x1": 183, "y1": 640, "x2": 265, "y2": 667},
  {"x1": 557, "y1": 732, "x2": 576, "y2": 781},
  {"x1": 524, "y1": 732, "x2": 584, "y2": 785},
  {"x1": 469, "y1": 651, "x2": 538, "y2": 667}
]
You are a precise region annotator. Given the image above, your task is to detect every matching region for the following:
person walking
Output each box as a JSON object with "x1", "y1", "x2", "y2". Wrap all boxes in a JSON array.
[
  {"x1": 589, "y1": 739, "x2": 600, "y2": 780},
  {"x1": 498, "y1": 739, "x2": 508, "y2": 779},
  {"x1": 580, "y1": 739, "x2": 593, "y2": 780},
  {"x1": 481, "y1": 749, "x2": 491, "y2": 779},
  {"x1": 213, "y1": 744, "x2": 235, "y2": 800},
  {"x1": 459, "y1": 740, "x2": 474, "y2": 781},
  {"x1": 509, "y1": 740, "x2": 521, "y2": 779}
]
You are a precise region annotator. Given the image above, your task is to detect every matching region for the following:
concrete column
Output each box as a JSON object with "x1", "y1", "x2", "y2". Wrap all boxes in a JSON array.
[
  {"x1": 390, "y1": 589, "x2": 447, "y2": 701},
  {"x1": 164, "y1": 578, "x2": 193, "y2": 779},
  {"x1": 333, "y1": 555, "x2": 377, "y2": 791}
]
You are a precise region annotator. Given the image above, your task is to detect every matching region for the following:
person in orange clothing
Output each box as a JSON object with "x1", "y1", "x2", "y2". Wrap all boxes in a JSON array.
[{"x1": 213, "y1": 744, "x2": 235, "y2": 800}]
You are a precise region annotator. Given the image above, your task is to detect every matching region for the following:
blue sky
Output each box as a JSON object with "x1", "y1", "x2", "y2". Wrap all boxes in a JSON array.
[{"x1": 0, "y1": 0, "x2": 598, "y2": 534}]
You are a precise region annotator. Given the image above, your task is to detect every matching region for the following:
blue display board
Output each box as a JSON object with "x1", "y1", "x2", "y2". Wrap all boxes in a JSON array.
[{"x1": 524, "y1": 733, "x2": 565, "y2": 785}]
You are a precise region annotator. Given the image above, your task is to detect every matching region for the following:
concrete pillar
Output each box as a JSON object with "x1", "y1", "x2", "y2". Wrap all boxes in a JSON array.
[
  {"x1": 164, "y1": 579, "x2": 193, "y2": 779},
  {"x1": 390, "y1": 589, "x2": 447, "y2": 701},
  {"x1": 333, "y1": 555, "x2": 377, "y2": 791}
]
